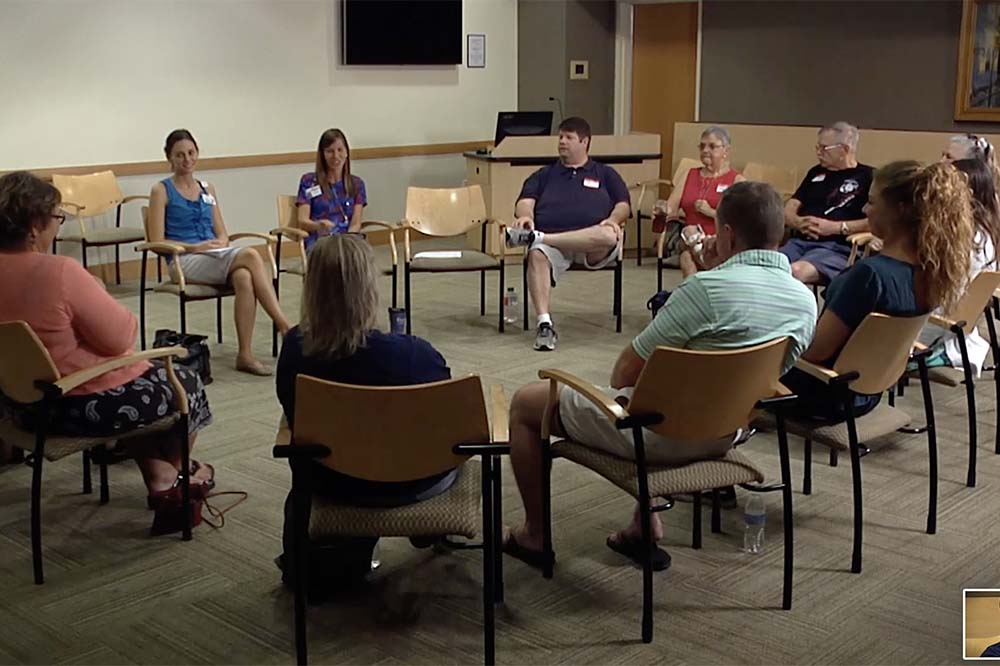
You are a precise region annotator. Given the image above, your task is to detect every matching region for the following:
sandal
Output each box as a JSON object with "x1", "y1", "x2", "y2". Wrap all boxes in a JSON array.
[
  {"x1": 502, "y1": 533, "x2": 554, "y2": 571},
  {"x1": 606, "y1": 535, "x2": 671, "y2": 571},
  {"x1": 147, "y1": 465, "x2": 216, "y2": 510}
]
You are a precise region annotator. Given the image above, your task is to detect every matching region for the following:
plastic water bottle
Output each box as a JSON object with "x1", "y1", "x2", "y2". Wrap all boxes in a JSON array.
[
  {"x1": 371, "y1": 541, "x2": 381, "y2": 571},
  {"x1": 503, "y1": 287, "x2": 518, "y2": 324},
  {"x1": 743, "y1": 493, "x2": 766, "y2": 554}
]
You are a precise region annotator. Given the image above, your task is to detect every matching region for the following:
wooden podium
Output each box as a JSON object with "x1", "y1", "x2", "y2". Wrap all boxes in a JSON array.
[{"x1": 463, "y1": 133, "x2": 661, "y2": 256}]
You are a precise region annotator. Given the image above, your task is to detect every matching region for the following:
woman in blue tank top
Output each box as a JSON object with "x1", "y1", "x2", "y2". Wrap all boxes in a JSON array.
[{"x1": 148, "y1": 129, "x2": 291, "y2": 376}]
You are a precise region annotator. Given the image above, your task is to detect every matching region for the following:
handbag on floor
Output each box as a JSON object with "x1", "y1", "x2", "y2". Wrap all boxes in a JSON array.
[{"x1": 152, "y1": 329, "x2": 213, "y2": 385}]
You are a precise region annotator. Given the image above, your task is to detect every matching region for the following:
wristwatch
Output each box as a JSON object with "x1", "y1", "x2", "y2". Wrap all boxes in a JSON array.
[{"x1": 840, "y1": 221, "x2": 850, "y2": 236}]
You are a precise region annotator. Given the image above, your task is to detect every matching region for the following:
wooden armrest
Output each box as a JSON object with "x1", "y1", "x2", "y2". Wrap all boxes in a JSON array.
[
  {"x1": 847, "y1": 232, "x2": 874, "y2": 245},
  {"x1": 229, "y1": 232, "x2": 274, "y2": 243},
  {"x1": 793, "y1": 358, "x2": 840, "y2": 384},
  {"x1": 269, "y1": 226, "x2": 309, "y2": 241},
  {"x1": 136, "y1": 241, "x2": 187, "y2": 255},
  {"x1": 275, "y1": 415, "x2": 291, "y2": 446},
  {"x1": 360, "y1": 220, "x2": 397, "y2": 231},
  {"x1": 489, "y1": 384, "x2": 509, "y2": 443},
  {"x1": 120, "y1": 195, "x2": 151, "y2": 205},
  {"x1": 53, "y1": 347, "x2": 188, "y2": 394},
  {"x1": 631, "y1": 178, "x2": 673, "y2": 189},
  {"x1": 928, "y1": 313, "x2": 959, "y2": 330},
  {"x1": 537, "y1": 368, "x2": 627, "y2": 422},
  {"x1": 60, "y1": 201, "x2": 84, "y2": 213}
]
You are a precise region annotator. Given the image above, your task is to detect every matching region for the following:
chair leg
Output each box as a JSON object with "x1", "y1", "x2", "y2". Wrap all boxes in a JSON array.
[
  {"x1": 272, "y1": 276, "x2": 280, "y2": 358},
  {"x1": 498, "y1": 262, "x2": 505, "y2": 334},
  {"x1": 82, "y1": 450, "x2": 92, "y2": 494},
  {"x1": 846, "y1": 408, "x2": 863, "y2": 574},
  {"x1": 180, "y1": 297, "x2": 188, "y2": 335},
  {"x1": 691, "y1": 491, "x2": 702, "y2": 549},
  {"x1": 829, "y1": 448, "x2": 838, "y2": 467},
  {"x1": 391, "y1": 264, "x2": 398, "y2": 309},
  {"x1": 541, "y1": 443, "x2": 554, "y2": 579},
  {"x1": 115, "y1": 245, "x2": 122, "y2": 285},
  {"x1": 289, "y1": 462, "x2": 310, "y2": 666},
  {"x1": 775, "y1": 413, "x2": 794, "y2": 610},
  {"x1": 916, "y1": 356, "x2": 937, "y2": 534},
  {"x1": 140, "y1": 251, "x2": 148, "y2": 350},
  {"x1": 98, "y1": 446, "x2": 110, "y2": 505},
  {"x1": 802, "y1": 439, "x2": 812, "y2": 495},
  {"x1": 492, "y1": 456, "x2": 504, "y2": 604},
  {"x1": 614, "y1": 261, "x2": 623, "y2": 333},
  {"x1": 31, "y1": 424, "x2": 47, "y2": 585},
  {"x1": 81, "y1": 242, "x2": 89, "y2": 272},
  {"x1": 404, "y1": 263, "x2": 412, "y2": 336},
  {"x1": 157, "y1": 255, "x2": 163, "y2": 283},
  {"x1": 522, "y1": 257, "x2": 529, "y2": 332},
  {"x1": 636, "y1": 212, "x2": 643, "y2": 267},
  {"x1": 985, "y1": 304, "x2": 1000, "y2": 454},
  {"x1": 710, "y1": 489, "x2": 721, "y2": 534},
  {"x1": 480, "y1": 270, "x2": 486, "y2": 316},
  {"x1": 957, "y1": 330, "x2": 977, "y2": 487},
  {"x1": 481, "y1": 456, "x2": 496, "y2": 666},
  {"x1": 178, "y1": 416, "x2": 192, "y2": 542},
  {"x1": 656, "y1": 256, "x2": 663, "y2": 293},
  {"x1": 216, "y1": 297, "x2": 223, "y2": 344},
  {"x1": 635, "y1": 467, "x2": 654, "y2": 642}
]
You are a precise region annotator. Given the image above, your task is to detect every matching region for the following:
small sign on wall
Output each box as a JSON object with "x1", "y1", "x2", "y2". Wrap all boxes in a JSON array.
[
  {"x1": 467, "y1": 34, "x2": 486, "y2": 68},
  {"x1": 569, "y1": 60, "x2": 589, "y2": 80}
]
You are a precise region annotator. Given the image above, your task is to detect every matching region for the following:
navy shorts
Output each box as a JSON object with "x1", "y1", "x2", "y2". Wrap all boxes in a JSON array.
[{"x1": 780, "y1": 238, "x2": 852, "y2": 284}]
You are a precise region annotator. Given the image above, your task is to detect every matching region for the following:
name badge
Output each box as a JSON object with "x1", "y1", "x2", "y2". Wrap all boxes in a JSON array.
[
  {"x1": 200, "y1": 193, "x2": 216, "y2": 205},
  {"x1": 583, "y1": 177, "x2": 600, "y2": 189},
  {"x1": 716, "y1": 184, "x2": 729, "y2": 193},
  {"x1": 306, "y1": 185, "x2": 322, "y2": 199},
  {"x1": 811, "y1": 174, "x2": 826, "y2": 183}
]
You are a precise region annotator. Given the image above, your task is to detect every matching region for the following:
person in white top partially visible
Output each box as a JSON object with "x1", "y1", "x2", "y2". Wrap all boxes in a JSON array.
[{"x1": 915, "y1": 156, "x2": 1000, "y2": 375}]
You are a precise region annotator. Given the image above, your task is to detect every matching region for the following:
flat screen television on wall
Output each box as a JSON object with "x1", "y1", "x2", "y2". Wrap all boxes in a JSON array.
[{"x1": 342, "y1": 0, "x2": 463, "y2": 66}]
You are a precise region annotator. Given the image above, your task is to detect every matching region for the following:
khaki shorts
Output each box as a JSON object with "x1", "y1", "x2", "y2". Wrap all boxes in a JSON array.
[
  {"x1": 558, "y1": 386, "x2": 737, "y2": 466},
  {"x1": 169, "y1": 246, "x2": 242, "y2": 285},
  {"x1": 532, "y1": 238, "x2": 620, "y2": 286}
]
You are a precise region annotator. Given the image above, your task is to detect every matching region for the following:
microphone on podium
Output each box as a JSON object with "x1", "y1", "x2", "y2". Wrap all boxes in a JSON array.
[{"x1": 548, "y1": 96, "x2": 564, "y2": 123}]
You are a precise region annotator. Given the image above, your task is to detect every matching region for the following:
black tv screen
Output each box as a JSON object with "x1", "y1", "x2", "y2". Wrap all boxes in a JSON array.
[{"x1": 342, "y1": 0, "x2": 463, "y2": 66}]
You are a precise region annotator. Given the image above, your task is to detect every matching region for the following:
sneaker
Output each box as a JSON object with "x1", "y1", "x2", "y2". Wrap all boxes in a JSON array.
[
  {"x1": 533, "y1": 323, "x2": 557, "y2": 351},
  {"x1": 506, "y1": 226, "x2": 536, "y2": 248}
]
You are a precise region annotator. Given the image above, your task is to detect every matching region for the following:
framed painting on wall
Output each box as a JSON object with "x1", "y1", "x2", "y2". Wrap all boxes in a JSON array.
[{"x1": 956, "y1": 0, "x2": 1000, "y2": 121}]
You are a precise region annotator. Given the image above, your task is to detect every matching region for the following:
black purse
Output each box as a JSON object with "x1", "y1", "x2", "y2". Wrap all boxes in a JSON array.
[{"x1": 152, "y1": 329, "x2": 213, "y2": 385}]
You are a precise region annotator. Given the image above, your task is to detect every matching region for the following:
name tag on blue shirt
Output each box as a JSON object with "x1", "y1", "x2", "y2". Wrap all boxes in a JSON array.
[
  {"x1": 306, "y1": 185, "x2": 322, "y2": 199},
  {"x1": 583, "y1": 177, "x2": 600, "y2": 189}
]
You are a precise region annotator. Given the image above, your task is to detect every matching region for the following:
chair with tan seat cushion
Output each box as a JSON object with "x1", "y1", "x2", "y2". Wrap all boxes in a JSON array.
[
  {"x1": 536, "y1": 338, "x2": 796, "y2": 645},
  {"x1": 0, "y1": 321, "x2": 194, "y2": 585},
  {"x1": 384, "y1": 186, "x2": 505, "y2": 335},
  {"x1": 135, "y1": 207, "x2": 277, "y2": 353},
  {"x1": 783, "y1": 312, "x2": 937, "y2": 575},
  {"x1": 272, "y1": 376, "x2": 509, "y2": 666},
  {"x1": 652, "y1": 157, "x2": 703, "y2": 290}
]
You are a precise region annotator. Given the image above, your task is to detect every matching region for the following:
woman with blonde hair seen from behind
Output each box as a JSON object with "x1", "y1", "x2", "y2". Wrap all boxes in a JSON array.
[
  {"x1": 274, "y1": 234, "x2": 454, "y2": 589},
  {"x1": 781, "y1": 160, "x2": 975, "y2": 421},
  {"x1": 295, "y1": 129, "x2": 368, "y2": 253},
  {"x1": 149, "y1": 129, "x2": 291, "y2": 376}
]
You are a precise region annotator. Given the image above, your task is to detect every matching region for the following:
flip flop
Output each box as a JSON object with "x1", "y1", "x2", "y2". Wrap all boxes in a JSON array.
[
  {"x1": 606, "y1": 535, "x2": 672, "y2": 571},
  {"x1": 502, "y1": 533, "x2": 554, "y2": 571},
  {"x1": 236, "y1": 361, "x2": 273, "y2": 376}
]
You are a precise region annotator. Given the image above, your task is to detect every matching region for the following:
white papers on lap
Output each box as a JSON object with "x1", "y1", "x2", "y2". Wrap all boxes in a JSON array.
[{"x1": 414, "y1": 251, "x2": 462, "y2": 259}]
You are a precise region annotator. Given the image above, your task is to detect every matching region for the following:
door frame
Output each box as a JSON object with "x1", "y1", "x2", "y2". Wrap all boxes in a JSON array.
[{"x1": 614, "y1": 0, "x2": 703, "y2": 135}]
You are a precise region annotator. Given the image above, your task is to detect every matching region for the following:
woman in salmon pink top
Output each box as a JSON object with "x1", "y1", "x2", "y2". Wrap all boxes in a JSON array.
[{"x1": 0, "y1": 171, "x2": 216, "y2": 520}]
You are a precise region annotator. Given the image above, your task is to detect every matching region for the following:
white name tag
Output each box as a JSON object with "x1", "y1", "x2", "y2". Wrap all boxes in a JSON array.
[
  {"x1": 200, "y1": 193, "x2": 216, "y2": 205},
  {"x1": 811, "y1": 173, "x2": 826, "y2": 182},
  {"x1": 716, "y1": 184, "x2": 728, "y2": 193},
  {"x1": 583, "y1": 177, "x2": 600, "y2": 189},
  {"x1": 306, "y1": 185, "x2": 322, "y2": 199}
]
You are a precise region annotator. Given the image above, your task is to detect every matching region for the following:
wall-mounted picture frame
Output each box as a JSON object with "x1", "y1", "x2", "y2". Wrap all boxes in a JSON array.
[
  {"x1": 467, "y1": 33, "x2": 486, "y2": 68},
  {"x1": 956, "y1": 0, "x2": 1000, "y2": 121}
]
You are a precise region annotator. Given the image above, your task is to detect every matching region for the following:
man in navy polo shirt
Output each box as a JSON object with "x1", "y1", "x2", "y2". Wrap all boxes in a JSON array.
[{"x1": 505, "y1": 116, "x2": 631, "y2": 351}]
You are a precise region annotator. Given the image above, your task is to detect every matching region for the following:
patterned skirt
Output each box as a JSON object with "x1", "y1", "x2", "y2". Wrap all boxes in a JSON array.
[{"x1": 5, "y1": 361, "x2": 212, "y2": 438}]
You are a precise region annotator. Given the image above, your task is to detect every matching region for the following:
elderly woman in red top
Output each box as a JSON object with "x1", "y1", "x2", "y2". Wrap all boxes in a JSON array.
[{"x1": 0, "y1": 171, "x2": 215, "y2": 532}]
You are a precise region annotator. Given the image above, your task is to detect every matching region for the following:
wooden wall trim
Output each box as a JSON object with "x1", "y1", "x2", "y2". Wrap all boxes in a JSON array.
[{"x1": 13, "y1": 140, "x2": 491, "y2": 180}]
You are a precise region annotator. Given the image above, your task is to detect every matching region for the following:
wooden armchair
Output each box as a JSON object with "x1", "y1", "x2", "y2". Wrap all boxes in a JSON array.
[
  {"x1": 0, "y1": 321, "x2": 193, "y2": 584},
  {"x1": 384, "y1": 185, "x2": 505, "y2": 335},
  {"x1": 629, "y1": 177, "x2": 671, "y2": 267},
  {"x1": 136, "y1": 207, "x2": 277, "y2": 353},
  {"x1": 51, "y1": 171, "x2": 148, "y2": 285},
  {"x1": 780, "y1": 313, "x2": 934, "y2": 574},
  {"x1": 536, "y1": 338, "x2": 796, "y2": 643},
  {"x1": 742, "y1": 162, "x2": 798, "y2": 200},
  {"x1": 273, "y1": 376, "x2": 509, "y2": 665}
]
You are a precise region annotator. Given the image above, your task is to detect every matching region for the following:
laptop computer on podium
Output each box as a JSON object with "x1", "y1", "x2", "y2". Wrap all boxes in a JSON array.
[{"x1": 493, "y1": 111, "x2": 554, "y2": 148}]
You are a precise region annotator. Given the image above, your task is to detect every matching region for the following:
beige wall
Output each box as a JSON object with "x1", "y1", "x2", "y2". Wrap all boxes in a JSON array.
[
  {"x1": 0, "y1": 0, "x2": 517, "y2": 170},
  {"x1": 700, "y1": 0, "x2": 999, "y2": 134}
]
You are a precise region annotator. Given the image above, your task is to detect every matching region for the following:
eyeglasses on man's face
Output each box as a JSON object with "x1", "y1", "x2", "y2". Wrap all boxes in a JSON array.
[{"x1": 816, "y1": 143, "x2": 845, "y2": 153}]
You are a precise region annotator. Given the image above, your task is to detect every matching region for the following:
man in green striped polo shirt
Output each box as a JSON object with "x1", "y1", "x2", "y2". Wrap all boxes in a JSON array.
[{"x1": 502, "y1": 181, "x2": 816, "y2": 571}]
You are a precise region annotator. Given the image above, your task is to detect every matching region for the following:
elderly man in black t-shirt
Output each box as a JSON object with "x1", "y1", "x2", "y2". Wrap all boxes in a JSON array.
[
  {"x1": 505, "y1": 116, "x2": 631, "y2": 351},
  {"x1": 780, "y1": 121, "x2": 874, "y2": 285}
]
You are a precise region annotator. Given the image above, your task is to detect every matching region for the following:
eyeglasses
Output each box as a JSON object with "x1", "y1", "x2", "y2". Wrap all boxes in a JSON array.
[
  {"x1": 698, "y1": 142, "x2": 724, "y2": 151},
  {"x1": 50, "y1": 213, "x2": 66, "y2": 225},
  {"x1": 816, "y1": 143, "x2": 845, "y2": 153}
]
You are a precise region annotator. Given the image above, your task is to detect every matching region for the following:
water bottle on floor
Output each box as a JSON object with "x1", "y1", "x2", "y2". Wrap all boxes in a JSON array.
[
  {"x1": 503, "y1": 287, "x2": 518, "y2": 325},
  {"x1": 743, "y1": 493, "x2": 765, "y2": 554},
  {"x1": 371, "y1": 541, "x2": 382, "y2": 571}
]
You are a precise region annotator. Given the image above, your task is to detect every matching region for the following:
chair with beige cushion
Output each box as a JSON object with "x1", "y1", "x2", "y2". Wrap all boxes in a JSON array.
[
  {"x1": 781, "y1": 313, "x2": 937, "y2": 575},
  {"x1": 135, "y1": 207, "x2": 278, "y2": 353},
  {"x1": 536, "y1": 338, "x2": 797, "y2": 643},
  {"x1": 628, "y1": 176, "x2": 671, "y2": 267},
  {"x1": 651, "y1": 157, "x2": 702, "y2": 289},
  {"x1": 0, "y1": 321, "x2": 194, "y2": 585},
  {"x1": 272, "y1": 376, "x2": 509, "y2": 665},
  {"x1": 385, "y1": 185, "x2": 505, "y2": 335},
  {"x1": 51, "y1": 171, "x2": 149, "y2": 285}
]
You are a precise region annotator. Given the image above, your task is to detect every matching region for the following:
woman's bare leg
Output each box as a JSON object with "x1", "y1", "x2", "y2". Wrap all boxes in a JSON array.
[{"x1": 229, "y1": 248, "x2": 291, "y2": 334}]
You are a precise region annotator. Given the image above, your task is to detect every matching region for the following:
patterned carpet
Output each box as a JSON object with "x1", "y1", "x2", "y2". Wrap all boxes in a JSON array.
[{"x1": 1, "y1": 241, "x2": 996, "y2": 664}]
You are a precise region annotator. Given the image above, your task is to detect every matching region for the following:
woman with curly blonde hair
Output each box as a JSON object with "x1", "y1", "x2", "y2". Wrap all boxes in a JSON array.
[{"x1": 781, "y1": 160, "x2": 975, "y2": 421}]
